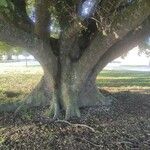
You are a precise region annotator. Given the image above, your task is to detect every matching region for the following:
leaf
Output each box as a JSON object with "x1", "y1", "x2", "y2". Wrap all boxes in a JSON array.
[{"x1": 0, "y1": 0, "x2": 8, "y2": 7}]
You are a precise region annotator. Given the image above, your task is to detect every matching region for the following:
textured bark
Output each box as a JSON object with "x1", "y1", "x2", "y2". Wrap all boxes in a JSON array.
[
  {"x1": 42, "y1": 55, "x2": 107, "y2": 119},
  {"x1": 0, "y1": 18, "x2": 57, "y2": 67},
  {"x1": 78, "y1": 77, "x2": 105, "y2": 107},
  {"x1": 43, "y1": 70, "x2": 105, "y2": 119},
  {"x1": 35, "y1": 0, "x2": 50, "y2": 39}
]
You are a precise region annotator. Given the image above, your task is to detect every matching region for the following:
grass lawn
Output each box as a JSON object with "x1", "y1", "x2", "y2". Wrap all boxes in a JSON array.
[
  {"x1": 0, "y1": 67, "x2": 150, "y2": 149},
  {"x1": 0, "y1": 67, "x2": 149, "y2": 104},
  {"x1": 0, "y1": 67, "x2": 43, "y2": 104},
  {"x1": 97, "y1": 70, "x2": 150, "y2": 93}
]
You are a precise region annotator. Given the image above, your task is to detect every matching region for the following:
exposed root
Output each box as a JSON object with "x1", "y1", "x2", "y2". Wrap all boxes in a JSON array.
[
  {"x1": 46, "y1": 101, "x2": 60, "y2": 119},
  {"x1": 56, "y1": 120, "x2": 96, "y2": 133},
  {"x1": 33, "y1": 116, "x2": 56, "y2": 124},
  {"x1": 55, "y1": 120, "x2": 102, "y2": 148},
  {"x1": 14, "y1": 90, "x2": 50, "y2": 116}
]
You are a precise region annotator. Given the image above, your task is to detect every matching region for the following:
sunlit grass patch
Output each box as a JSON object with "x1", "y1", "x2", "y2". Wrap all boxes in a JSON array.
[
  {"x1": 0, "y1": 71, "x2": 42, "y2": 104},
  {"x1": 0, "y1": 68, "x2": 149, "y2": 104},
  {"x1": 97, "y1": 70, "x2": 150, "y2": 90}
]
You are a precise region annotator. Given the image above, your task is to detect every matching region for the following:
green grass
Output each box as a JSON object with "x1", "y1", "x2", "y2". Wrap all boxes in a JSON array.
[
  {"x1": 0, "y1": 67, "x2": 42, "y2": 104},
  {"x1": 0, "y1": 68, "x2": 149, "y2": 104},
  {"x1": 97, "y1": 70, "x2": 150, "y2": 89}
]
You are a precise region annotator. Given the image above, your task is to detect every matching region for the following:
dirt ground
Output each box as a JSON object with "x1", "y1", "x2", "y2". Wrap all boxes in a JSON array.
[{"x1": 0, "y1": 89, "x2": 150, "y2": 150}]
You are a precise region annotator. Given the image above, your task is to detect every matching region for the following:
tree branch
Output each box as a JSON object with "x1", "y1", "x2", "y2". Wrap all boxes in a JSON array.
[
  {"x1": 77, "y1": 0, "x2": 150, "y2": 77},
  {"x1": 90, "y1": 19, "x2": 150, "y2": 80},
  {"x1": 0, "y1": 18, "x2": 36, "y2": 51},
  {"x1": 60, "y1": 18, "x2": 82, "y2": 56},
  {"x1": 0, "y1": 0, "x2": 34, "y2": 33},
  {"x1": 0, "y1": 18, "x2": 57, "y2": 67},
  {"x1": 35, "y1": 0, "x2": 51, "y2": 39}
]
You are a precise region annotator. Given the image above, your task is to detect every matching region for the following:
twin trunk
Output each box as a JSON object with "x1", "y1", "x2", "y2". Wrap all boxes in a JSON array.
[{"x1": 32, "y1": 55, "x2": 106, "y2": 120}]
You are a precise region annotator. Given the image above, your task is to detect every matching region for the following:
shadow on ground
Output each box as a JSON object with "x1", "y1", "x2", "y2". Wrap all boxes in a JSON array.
[{"x1": 0, "y1": 90, "x2": 150, "y2": 150}]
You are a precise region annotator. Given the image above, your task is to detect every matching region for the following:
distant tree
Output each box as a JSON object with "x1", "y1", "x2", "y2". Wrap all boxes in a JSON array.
[
  {"x1": 0, "y1": 42, "x2": 13, "y2": 60},
  {"x1": 139, "y1": 39, "x2": 150, "y2": 66},
  {"x1": 0, "y1": 0, "x2": 150, "y2": 119},
  {"x1": 0, "y1": 42, "x2": 22, "y2": 60},
  {"x1": 22, "y1": 51, "x2": 30, "y2": 67},
  {"x1": 0, "y1": 53, "x2": 2, "y2": 60},
  {"x1": 139, "y1": 40, "x2": 150, "y2": 57}
]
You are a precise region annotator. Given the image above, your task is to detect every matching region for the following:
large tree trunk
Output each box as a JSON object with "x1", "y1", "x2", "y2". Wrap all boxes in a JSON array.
[
  {"x1": 1, "y1": 22, "x2": 150, "y2": 118},
  {"x1": 37, "y1": 56, "x2": 106, "y2": 120}
]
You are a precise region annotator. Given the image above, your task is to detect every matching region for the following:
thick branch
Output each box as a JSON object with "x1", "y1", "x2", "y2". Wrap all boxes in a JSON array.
[
  {"x1": 0, "y1": 18, "x2": 37, "y2": 51},
  {"x1": 90, "y1": 19, "x2": 150, "y2": 80},
  {"x1": 0, "y1": 0, "x2": 34, "y2": 33},
  {"x1": 77, "y1": 0, "x2": 150, "y2": 76},
  {"x1": 0, "y1": 18, "x2": 57, "y2": 69},
  {"x1": 60, "y1": 19, "x2": 82, "y2": 55},
  {"x1": 35, "y1": 0, "x2": 50, "y2": 39},
  {"x1": 10, "y1": 0, "x2": 34, "y2": 32}
]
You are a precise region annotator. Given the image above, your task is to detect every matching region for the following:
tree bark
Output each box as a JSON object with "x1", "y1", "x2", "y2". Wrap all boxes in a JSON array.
[
  {"x1": 39, "y1": 54, "x2": 107, "y2": 119},
  {"x1": 78, "y1": 76, "x2": 105, "y2": 107}
]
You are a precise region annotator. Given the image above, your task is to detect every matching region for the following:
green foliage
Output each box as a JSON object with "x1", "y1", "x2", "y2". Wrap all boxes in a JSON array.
[
  {"x1": 26, "y1": 0, "x2": 35, "y2": 17},
  {"x1": 138, "y1": 40, "x2": 150, "y2": 57},
  {"x1": 0, "y1": 0, "x2": 7, "y2": 7},
  {"x1": 0, "y1": 0, "x2": 14, "y2": 15},
  {"x1": 49, "y1": 0, "x2": 78, "y2": 28},
  {"x1": 0, "y1": 42, "x2": 23, "y2": 56},
  {"x1": 0, "y1": 42, "x2": 12, "y2": 55},
  {"x1": 0, "y1": 136, "x2": 5, "y2": 146}
]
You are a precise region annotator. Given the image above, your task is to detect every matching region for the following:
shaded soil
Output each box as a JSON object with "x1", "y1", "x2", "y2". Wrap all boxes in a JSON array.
[{"x1": 0, "y1": 90, "x2": 150, "y2": 150}]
